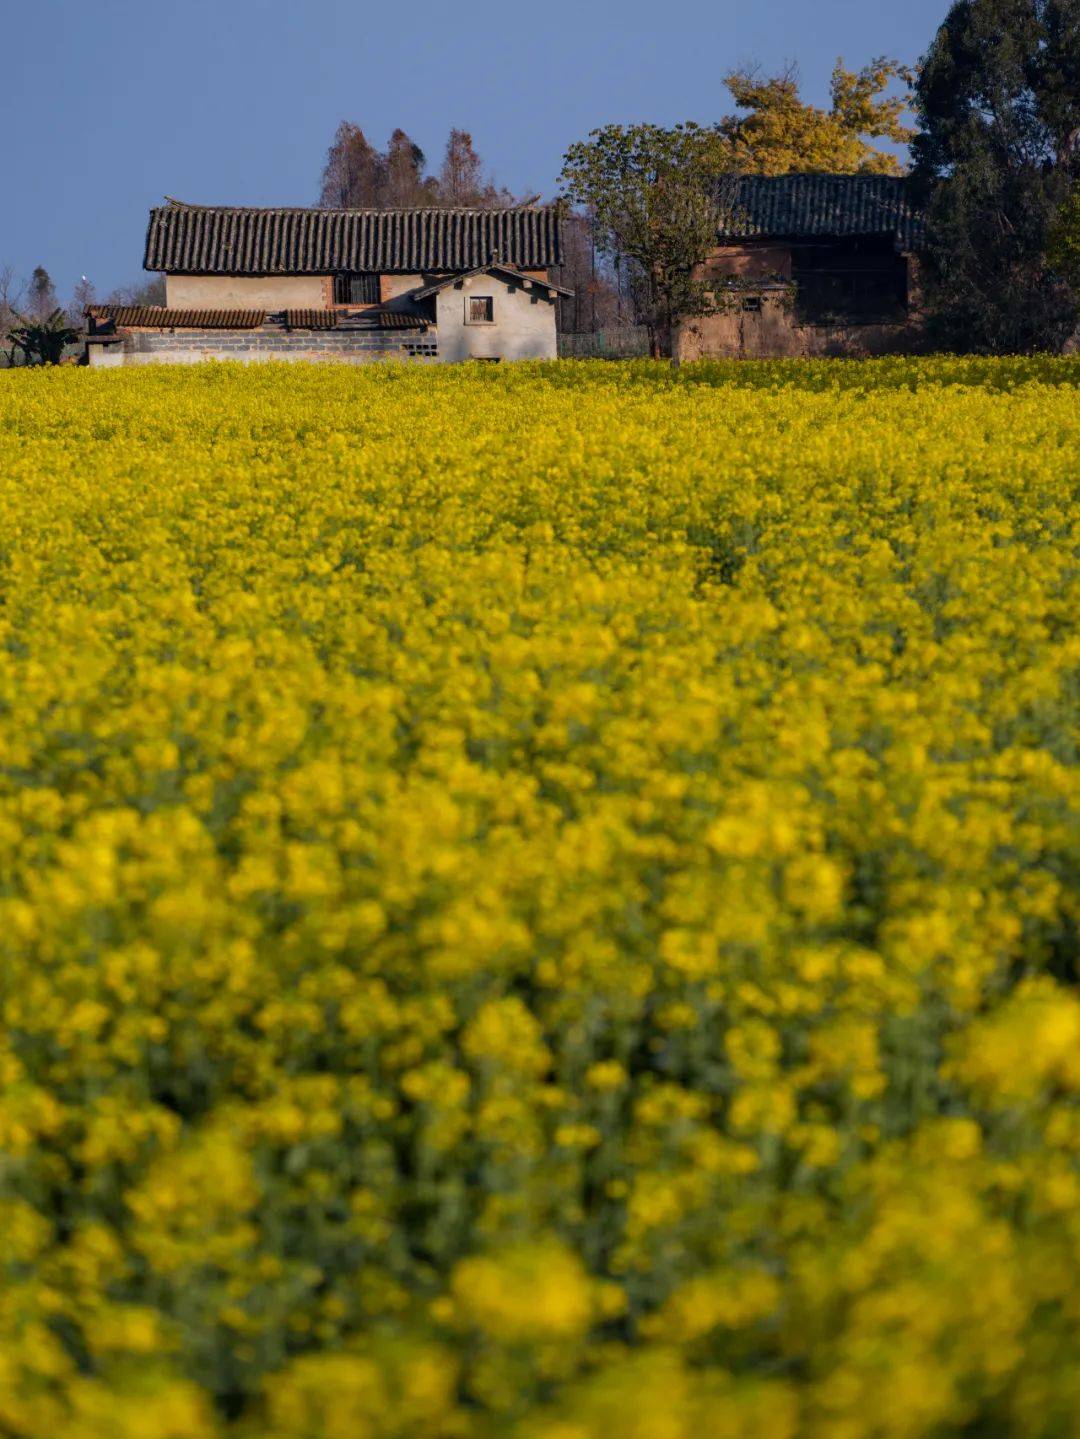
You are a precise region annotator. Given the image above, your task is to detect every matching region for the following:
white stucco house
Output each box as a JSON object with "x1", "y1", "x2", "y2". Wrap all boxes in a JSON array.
[{"x1": 85, "y1": 200, "x2": 571, "y2": 366}]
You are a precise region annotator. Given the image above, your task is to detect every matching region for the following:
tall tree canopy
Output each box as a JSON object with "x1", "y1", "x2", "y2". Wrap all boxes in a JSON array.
[
  {"x1": 438, "y1": 129, "x2": 515, "y2": 207},
  {"x1": 714, "y1": 60, "x2": 914, "y2": 174},
  {"x1": 27, "y1": 266, "x2": 58, "y2": 321},
  {"x1": 318, "y1": 124, "x2": 514, "y2": 209},
  {"x1": 1048, "y1": 183, "x2": 1080, "y2": 297},
  {"x1": 438, "y1": 129, "x2": 484, "y2": 206},
  {"x1": 318, "y1": 122, "x2": 384, "y2": 208},
  {"x1": 384, "y1": 129, "x2": 435, "y2": 206},
  {"x1": 910, "y1": 0, "x2": 1080, "y2": 352}
]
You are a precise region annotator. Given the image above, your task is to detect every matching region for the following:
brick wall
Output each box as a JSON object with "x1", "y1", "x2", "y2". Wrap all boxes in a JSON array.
[{"x1": 110, "y1": 329, "x2": 438, "y2": 366}]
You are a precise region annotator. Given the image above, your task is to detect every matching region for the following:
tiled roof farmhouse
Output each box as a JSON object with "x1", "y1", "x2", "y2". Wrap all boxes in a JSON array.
[
  {"x1": 679, "y1": 173, "x2": 926, "y2": 360},
  {"x1": 86, "y1": 199, "x2": 570, "y2": 367}
]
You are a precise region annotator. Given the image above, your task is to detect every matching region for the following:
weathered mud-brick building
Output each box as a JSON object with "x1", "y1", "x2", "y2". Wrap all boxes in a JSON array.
[
  {"x1": 86, "y1": 200, "x2": 570, "y2": 366},
  {"x1": 676, "y1": 175, "x2": 924, "y2": 361}
]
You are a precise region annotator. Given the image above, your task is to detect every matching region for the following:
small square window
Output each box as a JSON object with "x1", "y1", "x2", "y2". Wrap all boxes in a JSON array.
[
  {"x1": 467, "y1": 295, "x2": 494, "y2": 324},
  {"x1": 741, "y1": 295, "x2": 763, "y2": 313}
]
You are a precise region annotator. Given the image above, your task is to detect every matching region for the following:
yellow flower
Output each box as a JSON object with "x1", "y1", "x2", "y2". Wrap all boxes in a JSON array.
[
  {"x1": 0, "y1": 355, "x2": 1078, "y2": 1433},
  {"x1": 450, "y1": 1241, "x2": 594, "y2": 1342}
]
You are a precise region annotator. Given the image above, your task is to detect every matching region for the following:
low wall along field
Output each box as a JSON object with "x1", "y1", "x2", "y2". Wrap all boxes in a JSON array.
[{"x1": 0, "y1": 357, "x2": 1078, "y2": 1438}]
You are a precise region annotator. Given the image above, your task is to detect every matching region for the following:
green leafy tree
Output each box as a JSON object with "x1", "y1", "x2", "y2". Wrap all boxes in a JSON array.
[
  {"x1": 560, "y1": 124, "x2": 735, "y2": 357},
  {"x1": 910, "y1": 0, "x2": 1080, "y2": 353},
  {"x1": 1047, "y1": 183, "x2": 1080, "y2": 298}
]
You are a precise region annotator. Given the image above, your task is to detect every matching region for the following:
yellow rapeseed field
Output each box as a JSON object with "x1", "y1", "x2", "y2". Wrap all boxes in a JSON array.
[{"x1": 0, "y1": 356, "x2": 1078, "y2": 1438}]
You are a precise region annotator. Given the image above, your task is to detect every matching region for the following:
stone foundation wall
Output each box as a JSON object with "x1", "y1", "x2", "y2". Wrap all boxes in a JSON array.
[{"x1": 94, "y1": 329, "x2": 438, "y2": 366}]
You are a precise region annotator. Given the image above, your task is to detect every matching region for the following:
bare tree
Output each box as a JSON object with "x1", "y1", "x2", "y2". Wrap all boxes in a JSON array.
[
  {"x1": 319, "y1": 122, "x2": 385, "y2": 208},
  {"x1": 0, "y1": 265, "x2": 25, "y2": 366},
  {"x1": 106, "y1": 275, "x2": 166, "y2": 306},
  {"x1": 68, "y1": 275, "x2": 96, "y2": 325},
  {"x1": 0, "y1": 264, "x2": 20, "y2": 311},
  {"x1": 552, "y1": 211, "x2": 622, "y2": 334},
  {"x1": 318, "y1": 122, "x2": 522, "y2": 210},
  {"x1": 438, "y1": 128, "x2": 485, "y2": 205},
  {"x1": 436, "y1": 129, "x2": 517, "y2": 207},
  {"x1": 384, "y1": 129, "x2": 436, "y2": 206}
]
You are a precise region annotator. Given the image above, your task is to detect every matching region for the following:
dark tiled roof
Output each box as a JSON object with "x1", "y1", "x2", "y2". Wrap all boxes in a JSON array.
[
  {"x1": 87, "y1": 303, "x2": 435, "y2": 335},
  {"x1": 145, "y1": 201, "x2": 563, "y2": 274},
  {"x1": 718, "y1": 175, "x2": 923, "y2": 248},
  {"x1": 279, "y1": 309, "x2": 338, "y2": 329},
  {"x1": 88, "y1": 305, "x2": 266, "y2": 329},
  {"x1": 340, "y1": 309, "x2": 430, "y2": 330},
  {"x1": 277, "y1": 308, "x2": 429, "y2": 330}
]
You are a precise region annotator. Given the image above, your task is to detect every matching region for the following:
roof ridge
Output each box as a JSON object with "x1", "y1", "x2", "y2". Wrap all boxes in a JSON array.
[
  {"x1": 726, "y1": 172, "x2": 910, "y2": 183},
  {"x1": 160, "y1": 199, "x2": 556, "y2": 215}
]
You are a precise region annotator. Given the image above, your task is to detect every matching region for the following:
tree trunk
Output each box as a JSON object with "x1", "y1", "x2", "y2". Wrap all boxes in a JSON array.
[{"x1": 590, "y1": 224, "x2": 597, "y2": 334}]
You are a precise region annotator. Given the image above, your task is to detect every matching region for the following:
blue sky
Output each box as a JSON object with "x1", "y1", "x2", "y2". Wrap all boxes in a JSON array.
[{"x1": 1, "y1": 0, "x2": 948, "y2": 301}]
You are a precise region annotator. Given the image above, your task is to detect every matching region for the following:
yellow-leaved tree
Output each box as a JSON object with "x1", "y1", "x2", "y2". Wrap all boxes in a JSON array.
[{"x1": 714, "y1": 59, "x2": 914, "y2": 174}]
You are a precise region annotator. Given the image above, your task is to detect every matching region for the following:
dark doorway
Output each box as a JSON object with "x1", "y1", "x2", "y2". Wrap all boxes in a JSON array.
[{"x1": 791, "y1": 238, "x2": 908, "y2": 324}]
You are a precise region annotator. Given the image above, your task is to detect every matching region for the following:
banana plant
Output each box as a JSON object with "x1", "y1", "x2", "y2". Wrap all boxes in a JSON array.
[{"x1": 7, "y1": 308, "x2": 81, "y2": 365}]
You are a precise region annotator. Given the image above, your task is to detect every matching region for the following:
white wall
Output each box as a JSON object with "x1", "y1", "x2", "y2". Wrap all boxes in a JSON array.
[
  {"x1": 435, "y1": 272, "x2": 557, "y2": 363},
  {"x1": 87, "y1": 345, "x2": 124, "y2": 368},
  {"x1": 166, "y1": 275, "x2": 332, "y2": 309}
]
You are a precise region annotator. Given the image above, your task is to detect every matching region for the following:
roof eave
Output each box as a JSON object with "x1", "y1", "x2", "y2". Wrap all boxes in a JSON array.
[{"x1": 413, "y1": 263, "x2": 573, "y2": 302}]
